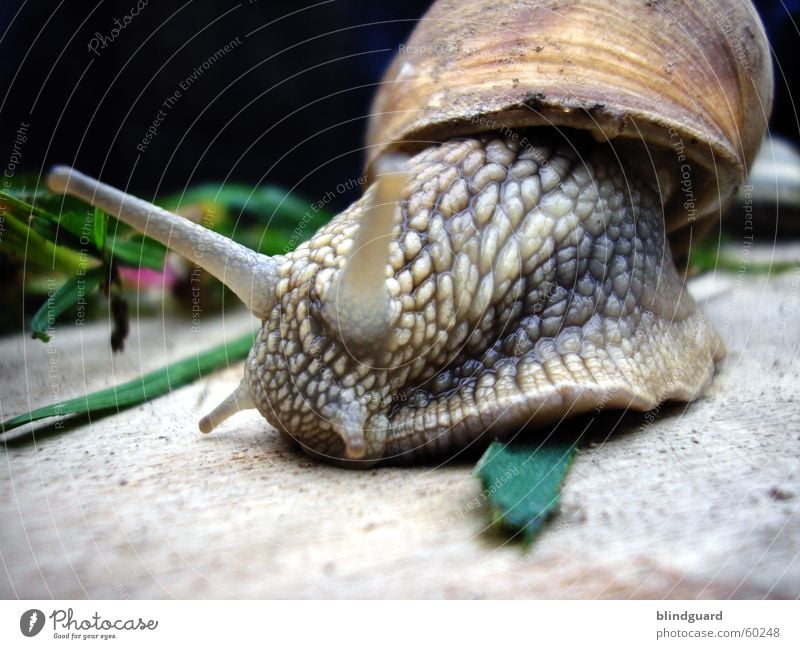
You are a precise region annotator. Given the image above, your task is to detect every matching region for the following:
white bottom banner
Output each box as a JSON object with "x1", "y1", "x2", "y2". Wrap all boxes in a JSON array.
[{"x1": 1, "y1": 600, "x2": 797, "y2": 648}]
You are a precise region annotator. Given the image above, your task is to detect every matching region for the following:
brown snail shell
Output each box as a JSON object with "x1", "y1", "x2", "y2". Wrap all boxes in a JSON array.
[{"x1": 367, "y1": 0, "x2": 773, "y2": 251}]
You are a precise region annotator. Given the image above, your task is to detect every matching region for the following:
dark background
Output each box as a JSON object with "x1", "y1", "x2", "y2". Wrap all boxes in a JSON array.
[{"x1": 0, "y1": 0, "x2": 797, "y2": 213}]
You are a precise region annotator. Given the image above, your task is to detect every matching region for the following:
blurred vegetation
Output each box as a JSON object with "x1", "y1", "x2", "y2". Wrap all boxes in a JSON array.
[
  {"x1": 0, "y1": 177, "x2": 331, "y2": 346},
  {"x1": 0, "y1": 175, "x2": 330, "y2": 436}
]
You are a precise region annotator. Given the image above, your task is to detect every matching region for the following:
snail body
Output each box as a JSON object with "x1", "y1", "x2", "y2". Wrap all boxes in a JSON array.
[{"x1": 47, "y1": 0, "x2": 772, "y2": 466}]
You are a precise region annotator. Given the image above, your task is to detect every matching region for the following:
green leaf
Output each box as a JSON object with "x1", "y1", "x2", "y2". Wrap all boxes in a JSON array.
[
  {"x1": 30, "y1": 267, "x2": 107, "y2": 342},
  {"x1": 0, "y1": 189, "x2": 58, "y2": 221},
  {"x1": 0, "y1": 210, "x2": 91, "y2": 274},
  {"x1": 105, "y1": 234, "x2": 166, "y2": 270},
  {"x1": 1, "y1": 190, "x2": 92, "y2": 244},
  {"x1": 162, "y1": 183, "x2": 332, "y2": 223},
  {"x1": 160, "y1": 183, "x2": 333, "y2": 253},
  {"x1": 1, "y1": 189, "x2": 165, "y2": 271},
  {"x1": 93, "y1": 207, "x2": 106, "y2": 250},
  {"x1": 0, "y1": 332, "x2": 254, "y2": 432},
  {"x1": 687, "y1": 238, "x2": 800, "y2": 276},
  {"x1": 474, "y1": 437, "x2": 579, "y2": 543}
]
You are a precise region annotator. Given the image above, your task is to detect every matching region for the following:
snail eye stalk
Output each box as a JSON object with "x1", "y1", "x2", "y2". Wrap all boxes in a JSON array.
[
  {"x1": 46, "y1": 166, "x2": 282, "y2": 319},
  {"x1": 323, "y1": 159, "x2": 408, "y2": 353}
]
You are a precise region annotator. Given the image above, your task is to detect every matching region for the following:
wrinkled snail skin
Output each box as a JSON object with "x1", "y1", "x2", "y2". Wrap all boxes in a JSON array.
[
  {"x1": 45, "y1": 0, "x2": 772, "y2": 467},
  {"x1": 250, "y1": 132, "x2": 722, "y2": 466}
]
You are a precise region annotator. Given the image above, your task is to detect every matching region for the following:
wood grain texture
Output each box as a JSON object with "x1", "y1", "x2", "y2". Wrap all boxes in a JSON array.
[{"x1": 1, "y1": 266, "x2": 798, "y2": 599}]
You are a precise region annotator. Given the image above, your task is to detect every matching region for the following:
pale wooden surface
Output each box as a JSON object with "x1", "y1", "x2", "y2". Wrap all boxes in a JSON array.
[{"x1": 1, "y1": 265, "x2": 799, "y2": 599}]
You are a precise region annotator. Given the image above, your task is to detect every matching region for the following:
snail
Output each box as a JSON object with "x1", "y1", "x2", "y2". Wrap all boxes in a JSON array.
[{"x1": 46, "y1": 0, "x2": 772, "y2": 466}]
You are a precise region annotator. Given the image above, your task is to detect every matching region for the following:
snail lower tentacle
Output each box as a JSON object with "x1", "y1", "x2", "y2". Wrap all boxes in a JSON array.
[{"x1": 248, "y1": 130, "x2": 723, "y2": 466}]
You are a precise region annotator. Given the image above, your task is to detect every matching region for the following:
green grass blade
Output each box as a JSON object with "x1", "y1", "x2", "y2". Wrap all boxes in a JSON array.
[
  {"x1": 0, "y1": 190, "x2": 59, "y2": 222},
  {"x1": 0, "y1": 210, "x2": 90, "y2": 274},
  {"x1": 30, "y1": 267, "x2": 107, "y2": 342},
  {"x1": 160, "y1": 183, "x2": 333, "y2": 254},
  {"x1": 2, "y1": 189, "x2": 166, "y2": 271},
  {"x1": 162, "y1": 183, "x2": 332, "y2": 223},
  {"x1": 474, "y1": 437, "x2": 579, "y2": 544},
  {"x1": 0, "y1": 332, "x2": 254, "y2": 432},
  {"x1": 1, "y1": 190, "x2": 94, "y2": 244},
  {"x1": 93, "y1": 207, "x2": 106, "y2": 250},
  {"x1": 105, "y1": 234, "x2": 166, "y2": 270}
]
